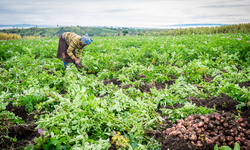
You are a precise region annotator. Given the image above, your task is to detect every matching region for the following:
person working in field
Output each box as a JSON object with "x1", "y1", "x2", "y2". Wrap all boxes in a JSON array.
[{"x1": 57, "y1": 32, "x2": 93, "y2": 70}]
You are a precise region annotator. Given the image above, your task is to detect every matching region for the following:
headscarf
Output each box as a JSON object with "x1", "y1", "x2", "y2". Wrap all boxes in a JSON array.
[{"x1": 82, "y1": 34, "x2": 93, "y2": 45}]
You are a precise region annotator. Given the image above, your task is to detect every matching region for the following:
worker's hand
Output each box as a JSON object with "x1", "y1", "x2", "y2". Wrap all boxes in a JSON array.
[{"x1": 74, "y1": 58, "x2": 80, "y2": 64}]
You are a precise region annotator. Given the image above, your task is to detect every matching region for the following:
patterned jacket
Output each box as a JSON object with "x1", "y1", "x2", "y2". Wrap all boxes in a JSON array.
[{"x1": 62, "y1": 32, "x2": 85, "y2": 60}]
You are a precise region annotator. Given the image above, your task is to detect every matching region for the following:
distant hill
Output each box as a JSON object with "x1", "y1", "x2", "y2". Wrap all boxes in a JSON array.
[
  {"x1": 0, "y1": 25, "x2": 174, "y2": 37},
  {"x1": 0, "y1": 26, "x2": 147, "y2": 37},
  {"x1": 0, "y1": 23, "x2": 249, "y2": 37},
  {"x1": 0, "y1": 23, "x2": 230, "y2": 30},
  {"x1": 160, "y1": 24, "x2": 230, "y2": 29},
  {"x1": 0, "y1": 24, "x2": 56, "y2": 29}
]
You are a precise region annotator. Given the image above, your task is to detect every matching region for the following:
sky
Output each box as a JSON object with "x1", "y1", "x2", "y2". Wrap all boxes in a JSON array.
[{"x1": 0, "y1": 0, "x2": 249, "y2": 28}]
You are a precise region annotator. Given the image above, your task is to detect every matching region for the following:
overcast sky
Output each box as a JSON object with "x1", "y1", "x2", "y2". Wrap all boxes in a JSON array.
[{"x1": 0, "y1": 0, "x2": 249, "y2": 28}]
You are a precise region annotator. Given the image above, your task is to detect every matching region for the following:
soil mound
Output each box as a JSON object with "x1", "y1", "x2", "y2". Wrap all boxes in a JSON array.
[
  {"x1": 6, "y1": 103, "x2": 35, "y2": 123},
  {"x1": 0, "y1": 124, "x2": 39, "y2": 150}
]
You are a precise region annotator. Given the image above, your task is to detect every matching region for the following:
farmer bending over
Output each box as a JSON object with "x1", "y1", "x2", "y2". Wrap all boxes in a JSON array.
[{"x1": 57, "y1": 32, "x2": 93, "y2": 70}]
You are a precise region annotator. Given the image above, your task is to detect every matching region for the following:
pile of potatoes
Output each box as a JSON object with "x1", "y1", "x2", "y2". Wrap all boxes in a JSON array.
[{"x1": 163, "y1": 113, "x2": 250, "y2": 149}]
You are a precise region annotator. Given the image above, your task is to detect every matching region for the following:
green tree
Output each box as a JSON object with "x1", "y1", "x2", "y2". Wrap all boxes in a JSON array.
[
  {"x1": 122, "y1": 30, "x2": 128, "y2": 36},
  {"x1": 137, "y1": 32, "x2": 144, "y2": 36}
]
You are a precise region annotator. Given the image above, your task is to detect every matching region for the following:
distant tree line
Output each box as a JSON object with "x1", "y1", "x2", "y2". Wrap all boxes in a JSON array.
[
  {"x1": 0, "y1": 23, "x2": 249, "y2": 38},
  {"x1": 155, "y1": 23, "x2": 250, "y2": 36},
  {"x1": 0, "y1": 26, "x2": 153, "y2": 37}
]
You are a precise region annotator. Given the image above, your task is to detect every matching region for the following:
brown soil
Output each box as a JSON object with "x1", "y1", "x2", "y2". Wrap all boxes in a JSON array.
[
  {"x1": 122, "y1": 84, "x2": 132, "y2": 89},
  {"x1": 202, "y1": 73, "x2": 222, "y2": 83},
  {"x1": 154, "y1": 79, "x2": 176, "y2": 91},
  {"x1": 108, "y1": 144, "x2": 117, "y2": 150},
  {"x1": 104, "y1": 78, "x2": 122, "y2": 86},
  {"x1": 237, "y1": 81, "x2": 250, "y2": 88},
  {"x1": 187, "y1": 93, "x2": 239, "y2": 113},
  {"x1": 146, "y1": 130, "x2": 215, "y2": 150},
  {"x1": 0, "y1": 65, "x2": 5, "y2": 73},
  {"x1": 1, "y1": 103, "x2": 39, "y2": 150},
  {"x1": 0, "y1": 124, "x2": 40, "y2": 150},
  {"x1": 103, "y1": 75, "x2": 177, "y2": 92},
  {"x1": 0, "y1": 64, "x2": 4, "y2": 69},
  {"x1": 139, "y1": 82, "x2": 155, "y2": 93},
  {"x1": 5, "y1": 103, "x2": 35, "y2": 124},
  {"x1": 60, "y1": 90, "x2": 67, "y2": 95},
  {"x1": 42, "y1": 67, "x2": 56, "y2": 75},
  {"x1": 236, "y1": 65, "x2": 241, "y2": 73},
  {"x1": 203, "y1": 76, "x2": 215, "y2": 82}
]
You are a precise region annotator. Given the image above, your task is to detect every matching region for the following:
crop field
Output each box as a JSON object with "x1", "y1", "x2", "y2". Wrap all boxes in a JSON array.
[{"x1": 0, "y1": 33, "x2": 250, "y2": 150}]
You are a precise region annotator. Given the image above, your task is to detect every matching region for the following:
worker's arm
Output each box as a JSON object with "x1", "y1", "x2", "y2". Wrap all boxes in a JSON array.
[
  {"x1": 76, "y1": 47, "x2": 84, "y2": 60},
  {"x1": 66, "y1": 43, "x2": 80, "y2": 64}
]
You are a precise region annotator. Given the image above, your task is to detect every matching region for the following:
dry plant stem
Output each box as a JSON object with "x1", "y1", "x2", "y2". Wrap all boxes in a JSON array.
[{"x1": 146, "y1": 135, "x2": 155, "y2": 149}]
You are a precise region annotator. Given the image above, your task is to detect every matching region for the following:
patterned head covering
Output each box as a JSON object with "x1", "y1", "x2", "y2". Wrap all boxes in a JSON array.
[{"x1": 82, "y1": 34, "x2": 93, "y2": 45}]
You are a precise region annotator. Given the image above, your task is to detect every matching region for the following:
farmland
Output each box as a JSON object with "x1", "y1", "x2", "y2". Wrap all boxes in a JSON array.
[
  {"x1": 1, "y1": 23, "x2": 250, "y2": 38},
  {"x1": 0, "y1": 33, "x2": 250, "y2": 150}
]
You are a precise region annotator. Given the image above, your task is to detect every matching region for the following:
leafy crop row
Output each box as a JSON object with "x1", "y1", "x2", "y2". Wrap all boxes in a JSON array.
[{"x1": 0, "y1": 33, "x2": 249, "y2": 149}]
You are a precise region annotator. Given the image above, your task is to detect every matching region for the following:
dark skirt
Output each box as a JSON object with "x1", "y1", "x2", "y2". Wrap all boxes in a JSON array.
[{"x1": 57, "y1": 34, "x2": 76, "y2": 63}]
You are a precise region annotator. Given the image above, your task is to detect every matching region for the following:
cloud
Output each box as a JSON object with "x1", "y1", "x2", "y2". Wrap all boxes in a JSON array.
[
  {"x1": 102, "y1": 9, "x2": 136, "y2": 13},
  {"x1": 0, "y1": 0, "x2": 249, "y2": 27},
  {"x1": 192, "y1": 14, "x2": 245, "y2": 19},
  {"x1": 201, "y1": 4, "x2": 249, "y2": 8},
  {"x1": 182, "y1": 8, "x2": 194, "y2": 15}
]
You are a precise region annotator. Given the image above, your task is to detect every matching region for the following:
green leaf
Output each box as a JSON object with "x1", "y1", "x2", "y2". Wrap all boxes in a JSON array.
[
  {"x1": 59, "y1": 137, "x2": 67, "y2": 143},
  {"x1": 61, "y1": 145, "x2": 68, "y2": 150},
  {"x1": 13, "y1": 136, "x2": 17, "y2": 142},
  {"x1": 0, "y1": 102, "x2": 8, "y2": 111},
  {"x1": 82, "y1": 102, "x2": 88, "y2": 106},
  {"x1": 234, "y1": 142, "x2": 240, "y2": 150},
  {"x1": 220, "y1": 146, "x2": 232, "y2": 150},
  {"x1": 54, "y1": 129, "x2": 61, "y2": 134},
  {"x1": 50, "y1": 138, "x2": 59, "y2": 145},
  {"x1": 56, "y1": 144, "x2": 63, "y2": 150},
  {"x1": 25, "y1": 144, "x2": 34, "y2": 150},
  {"x1": 214, "y1": 144, "x2": 219, "y2": 150},
  {"x1": 71, "y1": 126, "x2": 77, "y2": 130}
]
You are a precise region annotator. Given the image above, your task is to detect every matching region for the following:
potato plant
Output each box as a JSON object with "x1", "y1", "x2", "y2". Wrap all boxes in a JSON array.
[{"x1": 0, "y1": 33, "x2": 249, "y2": 149}]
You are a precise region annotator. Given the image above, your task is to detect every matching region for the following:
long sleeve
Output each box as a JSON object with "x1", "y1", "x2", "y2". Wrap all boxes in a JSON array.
[
  {"x1": 76, "y1": 47, "x2": 84, "y2": 59},
  {"x1": 67, "y1": 44, "x2": 77, "y2": 60}
]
